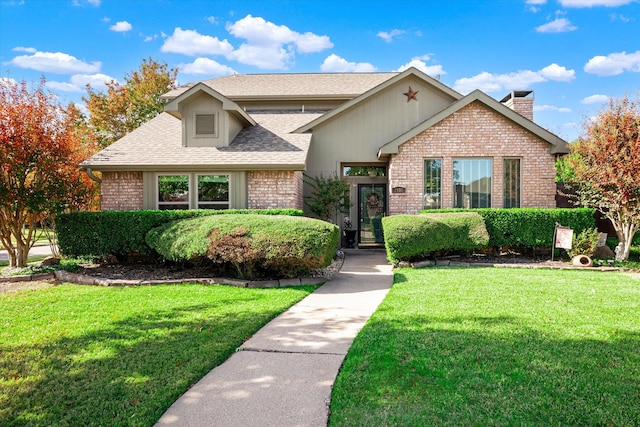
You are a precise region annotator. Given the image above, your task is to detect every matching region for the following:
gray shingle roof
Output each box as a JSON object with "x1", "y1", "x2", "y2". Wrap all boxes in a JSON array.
[
  {"x1": 162, "y1": 72, "x2": 398, "y2": 100},
  {"x1": 81, "y1": 111, "x2": 321, "y2": 171}
]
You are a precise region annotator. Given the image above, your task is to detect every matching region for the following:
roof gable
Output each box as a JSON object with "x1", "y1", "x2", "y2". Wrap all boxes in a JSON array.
[
  {"x1": 377, "y1": 89, "x2": 569, "y2": 158},
  {"x1": 292, "y1": 67, "x2": 462, "y2": 134},
  {"x1": 163, "y1": 82, "x2": 256, "y2": 126}
]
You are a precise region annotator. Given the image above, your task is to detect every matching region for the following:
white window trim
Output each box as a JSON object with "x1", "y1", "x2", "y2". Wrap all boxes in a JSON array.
[
  {"x1": 193, "y1": 112, "x2": 218, "y2": 138},
  {"x1": 155, "y1": 173, "x2": 231, "y2": 210}
]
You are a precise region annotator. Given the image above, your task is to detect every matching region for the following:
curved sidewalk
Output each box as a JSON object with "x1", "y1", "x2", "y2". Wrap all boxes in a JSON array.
[{"x1": 156, "y1": 249, "x2": 393, "y2": 427}]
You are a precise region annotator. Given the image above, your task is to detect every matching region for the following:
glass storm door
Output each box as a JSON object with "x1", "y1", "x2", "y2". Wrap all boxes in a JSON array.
[{"x1": 358, "y1": 184, "x2": 386, "y2": 245}]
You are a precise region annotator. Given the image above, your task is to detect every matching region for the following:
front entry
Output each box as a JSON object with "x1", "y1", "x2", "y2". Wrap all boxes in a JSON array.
[{"x1": 358, "y1": 183, "x2": 386, "y2": 246}]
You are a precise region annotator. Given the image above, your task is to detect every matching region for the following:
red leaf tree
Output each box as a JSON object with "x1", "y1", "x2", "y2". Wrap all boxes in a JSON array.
[
  {"x1": 569, "y1": 95, "x2": 640, "y2": 261},
  {"x1": 0, "y1": 78, "x2": 98, "y2": 267}
]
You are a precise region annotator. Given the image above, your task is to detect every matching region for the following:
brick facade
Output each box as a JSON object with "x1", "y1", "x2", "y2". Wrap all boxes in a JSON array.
[
  {"x1": 388, "y1": 101, "x2": 556, "y2": 215},
  {"x1": 247, "y1": 170, "x2": 304, "y2": 209},
  {"x1": 100, "y1": 171, "x2": 144, "y2": 211}
]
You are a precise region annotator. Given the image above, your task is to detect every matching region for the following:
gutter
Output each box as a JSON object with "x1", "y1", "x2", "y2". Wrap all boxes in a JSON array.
[{"x1": 85, "y1": 168, "x2": 102, "y2": 184}]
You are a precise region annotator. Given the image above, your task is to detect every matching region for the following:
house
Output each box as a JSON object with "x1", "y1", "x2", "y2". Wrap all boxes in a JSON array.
[{"x1": 81, "y1": 67, "x2": 568, "y2": 246}]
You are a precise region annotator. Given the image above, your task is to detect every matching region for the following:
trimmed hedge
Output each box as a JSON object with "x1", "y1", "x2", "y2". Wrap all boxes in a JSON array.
[
  {"x1": 56, "y1": 209, "x2": 303, "y2": 258},
  {"x1": 146, "y1": 214, "x2": 339, "y2": 279},
  {"x1": 382, "y1": 212, "x2": 489, "y2": 264},
  {"x1": 420, "y1": 208, "x2": 596, "y2": 248}
]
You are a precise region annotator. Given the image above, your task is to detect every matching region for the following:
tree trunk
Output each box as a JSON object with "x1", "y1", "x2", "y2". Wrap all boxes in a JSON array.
[{"x1": 613, "y1": 220, "x2": 637, "y2": 262}]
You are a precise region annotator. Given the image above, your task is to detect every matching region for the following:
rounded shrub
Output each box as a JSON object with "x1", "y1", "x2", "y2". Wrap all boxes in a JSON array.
[
  {"x1": 146, "y1": 214, "x2": 339, "y2": 279},
  {"x1": 382, "y1": 212, "x2": 489, "y2": 264}
]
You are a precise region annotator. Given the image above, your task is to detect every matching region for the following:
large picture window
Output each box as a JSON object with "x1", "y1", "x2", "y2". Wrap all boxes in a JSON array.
[
  {"x1": 423, "y1": 159, "x2": 442, "y2": 209},
  {"x1": 157, "y1": 174, "x2": 229, "y2": 210},
  {"x1": 198, "y1": 175, "x2": 229, "y2": 209},
  {"x1": 158, "y1": 175, "x2": 189, "y2": 210},
  {"x1": 503, "y1": 158, "x2": 521, "y2": 208},
  {"x1": 453, "y1": 159, "x2": 492, "y2": 208}
]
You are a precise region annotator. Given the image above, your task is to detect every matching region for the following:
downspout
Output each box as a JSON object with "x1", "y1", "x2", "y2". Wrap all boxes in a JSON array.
[{"x1": 85, "y1": 168, "x2": 102, "y2": 183}]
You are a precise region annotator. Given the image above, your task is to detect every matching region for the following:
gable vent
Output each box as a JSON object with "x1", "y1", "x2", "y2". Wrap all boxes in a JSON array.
[{"x1": 195, "y1": 114, "x2": 216, "y2": 135}]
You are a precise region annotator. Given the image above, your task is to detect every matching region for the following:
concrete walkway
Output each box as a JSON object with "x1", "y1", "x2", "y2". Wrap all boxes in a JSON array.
[{"x1": 156, "y1": 249, "x2": 393, "y2": 427}]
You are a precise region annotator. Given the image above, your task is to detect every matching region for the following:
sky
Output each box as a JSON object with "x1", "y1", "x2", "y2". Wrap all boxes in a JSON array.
[{"x1": 1, "y1": 0, "x2": 639, "y2": 142}]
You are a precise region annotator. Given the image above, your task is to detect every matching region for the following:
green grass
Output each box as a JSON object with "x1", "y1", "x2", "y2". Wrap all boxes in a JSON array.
[
  {"x1": 330, "y1": 267, "x2": 640, "y2": 426},
  {"x1": 1, "y1": 283, "x2": 316, "y2": 426}
]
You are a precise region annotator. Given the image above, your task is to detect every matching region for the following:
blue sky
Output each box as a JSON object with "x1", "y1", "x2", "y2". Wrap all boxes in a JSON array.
[{"x1": 1, "y1": 0, "x2": 639, "y2": 142}]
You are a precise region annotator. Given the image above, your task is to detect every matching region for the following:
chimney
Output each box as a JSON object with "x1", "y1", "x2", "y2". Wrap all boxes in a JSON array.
[{"x1": 500, "y1": 90, "x2": 534, "y2": 121}]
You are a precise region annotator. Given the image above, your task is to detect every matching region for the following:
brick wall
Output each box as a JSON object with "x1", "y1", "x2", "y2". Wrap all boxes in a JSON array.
[
  {"x1": 388, "y1": 101, "x2": 556, "y2": 215},
  {"x1": 100, "y1": 171, "x2": 144, "y2": 211},
  {"x1": 247, "y1": 170, "x2": 304, "y2": 209}
]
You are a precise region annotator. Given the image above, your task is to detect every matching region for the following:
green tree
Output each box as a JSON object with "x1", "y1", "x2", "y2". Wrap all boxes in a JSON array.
[
  {"x1": 568, "y1": 95, "x2": 640, "y2": 261},
  {"x1": 0, "y1": 78, "x2": 98, "y2": 267},
  {"x1": 84, "y1": 57, "x2": 178, "y2": 147},
  {"x1": 304, "y1": 174, "x2": 352, "y2": 223}
]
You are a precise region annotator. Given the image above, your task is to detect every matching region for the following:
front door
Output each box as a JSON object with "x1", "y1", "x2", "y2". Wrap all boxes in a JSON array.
[{"x1": 358, "y1": 184, "x2": 386, "y2": 246}]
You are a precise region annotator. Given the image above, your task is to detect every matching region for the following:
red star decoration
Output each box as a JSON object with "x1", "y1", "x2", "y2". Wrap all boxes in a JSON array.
[{"x1": 403, "y1": 86, "x2": 419, "y2": 102}]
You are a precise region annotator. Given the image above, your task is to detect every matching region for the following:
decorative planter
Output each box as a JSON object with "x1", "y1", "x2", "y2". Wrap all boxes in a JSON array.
[{"x1": 572, "y1": 254, "x2": 593, "y2": 267}]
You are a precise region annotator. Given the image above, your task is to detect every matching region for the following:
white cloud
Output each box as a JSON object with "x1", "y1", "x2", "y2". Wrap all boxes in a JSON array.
[
  {"x1": 395, "y1": 55, "x2": 446, "y2": 77},
  {"x1": 535, "y1": 17, "x2": 577, "y2": 33},
  {"x1": 72, "y1": 0, "x2": 101, "y2": 6},
  {"x1": 320, "y1": 54, "x2": 376, "y2": 72},
  {"x1": 226, "y1": 14, "x2": 332, "y2": 52},
  {"x1": 559, "y1": 0, "x2": 634, "y2": 7},
  {"x1": 12, "y1": 46, "x2": 36, "y2": 53},
  {"x1": 539, "y1": 63, "x2": 576, "y2": 81},
  {"x1": 584, "y1": 50, "x2": 640, "y2": 76},
  {"x1": 46, "y1": 73, "x2": 116, "y2": 92},
  {"x1": 179, "y1": 58, "x2": 236, "y2": 76},
  {"x1": 109, "y1": 21, "x2": 132, "y2": 32},
  {"x1": 46, "y1": 81, "x2": 82, "y2": 92},
  {"x1": 225, "y1": 14, "x2": 332, "y2": 69},
  {"x1": 228, "y1": 43, "x2": 293, "y2": 69},
  {"x1": 71, "y1": 73, "x2": 115, "y2": 89},
  {"x1": 0, "y1": 77, "x2": 17, "y2": 86},
  {"x1": 454, "y1": 63, "x2": 575, "y2": 94},
  {"x1": 206, "y1": 16, "x2": 219, "y2": 25},
  {"x1": 377, "y1": 29, "x2": 405, "y2": 43},
  {"x1": 9, "y1": 50, "x2": 101, "y2": 74},
  {"x1": 526, "y1": 0, "x2": 547, "y2": 12},
  {"x1": 534, "y1": 104, "x2": 572, "y2": 112},
  {"x1": 161, "y1": 28, "x2": 234, "y2": 57},
  {"x1": 582, "y1": 94, "x2": 609, "y2": 104}
]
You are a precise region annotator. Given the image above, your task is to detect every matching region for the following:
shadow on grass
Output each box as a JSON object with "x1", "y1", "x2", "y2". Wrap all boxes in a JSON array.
[
  {"x1": 1, "y1": 295, "x2": 293, "y2": 426},
  {"x1": 331, "y1": 313, "x2": 640, "y2": 426}
]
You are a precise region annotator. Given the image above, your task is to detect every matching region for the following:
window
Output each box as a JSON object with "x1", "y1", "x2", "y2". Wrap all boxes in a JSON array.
[
  {"x1": 158, "y1": 175, "x2": 189, "y2": 210},
  {"x1": 195, "y1": 113, "x2": 216, "y2": 136},
  {"x1": 423, "y1": 159, "x2": 442, "y2": 209},
  {"x1": 198, "y1": 175, "x2": 229, "y2": 209},
  {"x1": 503, "y1": 158, "x2": 521, "y2": 208},
  {"x1": 453, "y1": 159, "x2": 492, "y2": 208},
  {"x1": 342, "y1": 166, "x2": 386, "y2": 177},
  {"x1": 157, "y1": 174, "x2": 229, "y2": 210}
]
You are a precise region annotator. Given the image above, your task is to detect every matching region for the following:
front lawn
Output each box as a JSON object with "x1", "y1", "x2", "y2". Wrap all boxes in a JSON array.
[
  {"x1": 330, "y1": 267, "x2": 640, "y2": 426},
  {"x1": 1, "y1": 283, "x2": 315, "y2": 426}
]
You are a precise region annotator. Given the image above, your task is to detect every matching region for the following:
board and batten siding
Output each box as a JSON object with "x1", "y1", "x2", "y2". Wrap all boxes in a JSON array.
[{"x1": 305, "y1": 77, "x2": 457, "y2": 178}]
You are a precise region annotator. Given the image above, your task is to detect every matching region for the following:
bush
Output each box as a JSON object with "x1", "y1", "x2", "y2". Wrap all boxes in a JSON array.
[
  {"x1": 56, "y1": 209, "x2": 303, "y2": 258},
  {"x1": 568, "y1": 227, "x2": 601, "y2": 258},
  {"x1": 146, "y1": 214, "x2": 339, "y2": 279},
  {"x1": 421, "y1": 208, "x2": 595, "y2": 249},
  {"x1": 382, "y1": 212, "x2": 489, "y2": 264}
]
